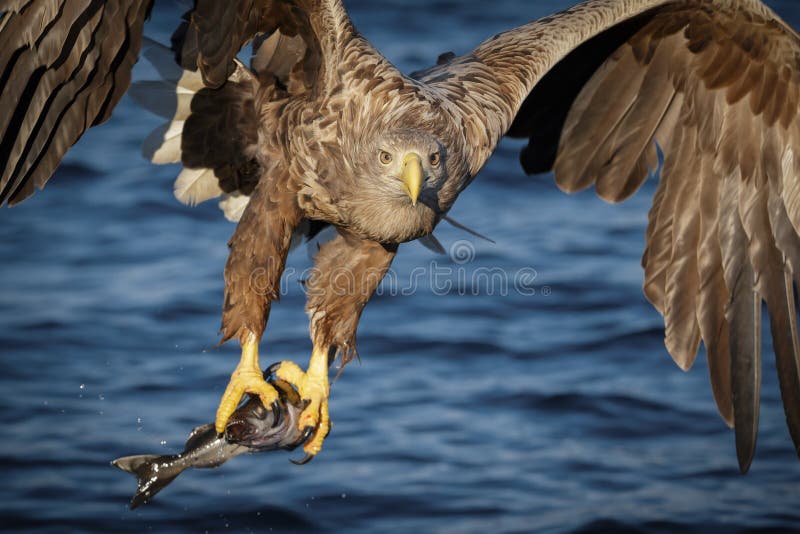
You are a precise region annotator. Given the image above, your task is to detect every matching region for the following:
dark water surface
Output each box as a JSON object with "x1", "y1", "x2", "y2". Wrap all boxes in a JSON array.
[{"x1": 2, "y1": 1, "x2": 800, "y2": 532}]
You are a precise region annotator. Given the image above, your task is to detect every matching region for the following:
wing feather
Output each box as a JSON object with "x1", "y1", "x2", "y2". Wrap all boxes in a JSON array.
[
  {"x1": 0, "y1": 0, "x2": 350, "y2": 208},
  {"x1": 554, "y1": 48, "x2": 648, "y2": 195},
  {"x1": 720, "y1": 169, "x2": 762, "y2": 473},
  {"x1": 662, "y1": 135, "x2": 702, "y2": 371},
  {"x1": 642, "y1": 117, "x2": 688, "y2": 314},
  {"x1": 784, "y1": 147, "x2": 800, "y2": 233},
  {"x1": 141, "y1": 0, "x2": 351, "y2": 220},
  {"x1": 591, "y1": 41, "x2": 676, "y2": 202},
  {"x1": 421, "y1": 0, "x2": 800, "y2": 467},
  {"x1": 0, "y1": 0, "x2": 152, "y2": 206},
  {"x1": 697, "y1": 153, "x2": 734, "y2": 426}
]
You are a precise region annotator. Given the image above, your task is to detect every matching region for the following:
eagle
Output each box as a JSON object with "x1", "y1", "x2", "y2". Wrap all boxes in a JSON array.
[{"x1": 2, "y1": 0, "x2": 800, "y2": 473}]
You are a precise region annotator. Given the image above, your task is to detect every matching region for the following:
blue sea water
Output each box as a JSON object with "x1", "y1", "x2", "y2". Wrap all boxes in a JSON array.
[{"x1": 1, "y1": 1, "x2": 800, "y2": 532}]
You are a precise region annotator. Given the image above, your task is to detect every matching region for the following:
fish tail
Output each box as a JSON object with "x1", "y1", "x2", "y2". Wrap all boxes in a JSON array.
[{"x1": 112, "y1": 454, "x2": 182, "y2": 509}]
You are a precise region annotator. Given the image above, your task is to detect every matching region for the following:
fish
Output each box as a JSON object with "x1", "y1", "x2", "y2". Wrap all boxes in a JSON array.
[{"x1": 112, "y1": 377, "x2": 311, "y2": 509}]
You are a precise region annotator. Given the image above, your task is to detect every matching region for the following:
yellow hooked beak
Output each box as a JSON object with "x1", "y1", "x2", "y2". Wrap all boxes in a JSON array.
[{"x1": 401, "y1": 153, "x2": 423, "y2": 206}]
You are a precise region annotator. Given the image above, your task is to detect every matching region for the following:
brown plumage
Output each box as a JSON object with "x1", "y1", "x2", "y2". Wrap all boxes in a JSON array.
[
  {"x1": 2, "y1": 0, "x2": 800, "y2": 472},
  {"x1": 0, "y1": 0, "x2": 152, "y2": 204}
]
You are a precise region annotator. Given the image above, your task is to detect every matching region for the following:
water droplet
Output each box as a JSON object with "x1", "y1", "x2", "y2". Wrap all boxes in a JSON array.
[
  {"x1": 79, "y1": 384, "x2": 85, "y2": 390},
  {"x1": 341, "y1": 493, "x2": 346, "y2": 499},
  {"x1": 98, "y1": 394, "x2": 104, "y2": 400},
  {"x1": 160, "y1": 440, "x2": 167, "y2": 445},
  {"x1": 137, "y1": 417, "x2": 142, "y2": 424}
]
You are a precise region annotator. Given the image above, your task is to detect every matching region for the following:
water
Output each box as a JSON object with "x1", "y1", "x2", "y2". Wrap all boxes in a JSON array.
[{"x1": 2, "y1": 1, "x2": 800, "y2": 532}]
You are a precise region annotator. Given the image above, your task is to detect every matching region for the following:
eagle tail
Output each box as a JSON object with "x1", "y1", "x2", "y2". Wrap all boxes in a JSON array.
[{"x1": 130, "y1": 39, "x2": 260, "y2": 222}]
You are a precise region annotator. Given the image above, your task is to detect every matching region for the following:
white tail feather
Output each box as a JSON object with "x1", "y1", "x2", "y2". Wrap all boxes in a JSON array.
[
  {"x1": 174, "y1": 167, "x2": 224, "y2": 206},
  {"x1": 129, "y1": 80, "x2": 195, "y2": 119},
  {"x1": 135, "y1": 44, "x2": 252, "y2": 219},
  {"x1": 142, "y1": 121, "x2": 184, "y2": 164},
  {"x1": 219, "y1": 194, "x2": 251, "y2": 223},
  {"x1": 138, "y1": 69, "x2": 202, "y2": 164}
]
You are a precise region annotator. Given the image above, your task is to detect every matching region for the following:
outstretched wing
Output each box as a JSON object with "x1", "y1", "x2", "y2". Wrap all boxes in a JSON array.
[
  {"x1": 0, "y1": 0, "x2": 153, "y2": 205},
  {"x1": 0, "y1": 0, "x2": 347, "y2": 209},
  {"x1": 420, "y1": 0, "x2": 800, "y2": 472}
]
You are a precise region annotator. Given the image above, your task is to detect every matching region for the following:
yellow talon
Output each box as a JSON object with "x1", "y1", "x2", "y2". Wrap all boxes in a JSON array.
[
  {"x1": 215, "y1": 336, "x2": 279, "y2": 434},
  {"x1": 303, "y1": 397, "x2": 330, "y2": 456},
  {"x1": 272, "y1": 360, "x2": 306, "y2": 386},
  {"x1": 272, "y1": 347, "x2": 331, "y2": 458}
]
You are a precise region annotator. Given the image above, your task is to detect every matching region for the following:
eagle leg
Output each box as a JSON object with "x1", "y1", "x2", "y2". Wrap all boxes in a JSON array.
[
  {"x1": 214, "y1": 170, "x2": 303, "y2": 434},
  {"x1": 270, "y1": 348, "x2": 332, "y2": 458},
  {"x1": 215, "y1": 334, "x2": 280, "y2": 434},
  {"x1": 263, "y1": 233, "x2": 398, "y2": 458}
]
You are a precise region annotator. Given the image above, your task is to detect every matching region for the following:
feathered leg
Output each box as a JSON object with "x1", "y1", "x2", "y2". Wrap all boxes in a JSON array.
[
  {"x1": 215, "y1": 173, "x2": 303, "y2": 433},
  {"x1": 271, "y1": 233, "x2": 397, "y2": 460}
]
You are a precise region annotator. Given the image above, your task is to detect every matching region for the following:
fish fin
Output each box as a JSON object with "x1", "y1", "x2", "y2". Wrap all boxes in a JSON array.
[
  {"x1": 185, "y1": 423, "x2": 215, "y2": 450},
  {"x1": 112, "y1": 454, "x2": 182, "y2": 509}
]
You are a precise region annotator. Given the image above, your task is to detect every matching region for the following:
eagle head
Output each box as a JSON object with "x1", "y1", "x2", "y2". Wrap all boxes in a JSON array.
[{"x1": 345, "y1": 129, "x2": 453, "y2": 243}]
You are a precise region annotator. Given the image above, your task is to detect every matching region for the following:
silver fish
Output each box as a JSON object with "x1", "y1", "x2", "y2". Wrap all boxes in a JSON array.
[{"x1": 112, "y1": 378, "x2": 310, "y2": 509}]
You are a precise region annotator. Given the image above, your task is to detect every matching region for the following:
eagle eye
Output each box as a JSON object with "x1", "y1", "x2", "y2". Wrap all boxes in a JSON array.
[
  {"x1": 379, "y1": 151, "x2": 393, "y2": 165},
  {"x1": 429, "y1": 152, "x2": 441, "y2": 167}
]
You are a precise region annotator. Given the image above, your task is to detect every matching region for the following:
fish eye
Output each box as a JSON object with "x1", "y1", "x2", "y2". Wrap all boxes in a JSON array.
[
  {"x1": 379, "y1": 151, "x2": 393, "y2": 165},
  {"x1": 429, "y1": 152, "x2": 441, "y2": 167}
]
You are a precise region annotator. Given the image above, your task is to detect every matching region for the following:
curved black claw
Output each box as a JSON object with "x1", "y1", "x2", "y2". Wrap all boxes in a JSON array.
[
  {"x1": 271, "y1": 401, "x2": 283, "y2": 428},
  {"x1": 265, "y1": 362, "x2": 282, "y2": 378},
  {"x1": 290, "y1": 453, "x2": 315, "y2": 465}
]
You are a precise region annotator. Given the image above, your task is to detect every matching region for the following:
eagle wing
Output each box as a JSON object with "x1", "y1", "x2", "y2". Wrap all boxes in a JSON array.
[
  {"x1": 0, "y1": 0, "x2": 341, "y2": 209},
  {"x1": 0, "y1": 0, "x2": 153, "y2": 205},
  {"x1": 420, "y1": 0, "x2": 800, "y2": 472}
]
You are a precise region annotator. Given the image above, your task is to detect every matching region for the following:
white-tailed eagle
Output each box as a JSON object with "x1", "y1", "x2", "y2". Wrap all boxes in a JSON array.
[{"x1": 1, "y1": 0, "x2": 799, "y2": 472}]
